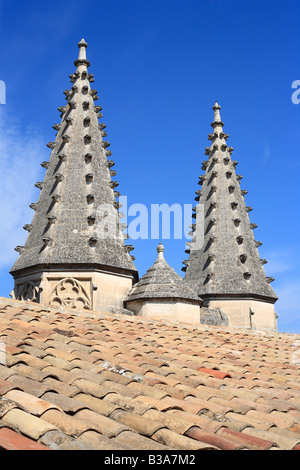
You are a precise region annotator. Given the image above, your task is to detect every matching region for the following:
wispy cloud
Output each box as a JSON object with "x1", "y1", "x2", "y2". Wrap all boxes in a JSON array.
[
  {"x1": 0, "y1": 108, "x2": 47, "y2": 269},
  {"x1": 276, "y1": 281, "x2": 300, "y2": 314},
  {"x1": 264, "y1": 249, "x2": 296, "y2": 275},
  {"x1": 263, "y1": 248, "x2": 300, "y2": 333},
  {"x1": 275, "y1": 280, "x2": 300, "y2": 333}
]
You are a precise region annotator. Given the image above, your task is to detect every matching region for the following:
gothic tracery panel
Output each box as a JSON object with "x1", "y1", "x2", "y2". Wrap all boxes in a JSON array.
[
  {"x1": 17, "y1": 281, "x2": 40, "y2": 303},
  {"x1": 48, "y1": 278, "x2": 91, "y2": 310}
]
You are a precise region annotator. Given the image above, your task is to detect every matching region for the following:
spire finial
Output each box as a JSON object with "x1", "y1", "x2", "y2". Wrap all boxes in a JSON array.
[
  {"x1": 157, "y1": 242, "x2": 165, "y2": 260},
  {"x1": 212, "y1": 101, "x2": 221, "y2": 122},
  {"x1": 74, "y1": 38, "x2": 90, "y2": 68},
  {"x1": 78, "y1": 38, "x2": 88, "y2": 47},
  {"x1": 211, "y1": 101, "x2": 224, "y2": 129}
]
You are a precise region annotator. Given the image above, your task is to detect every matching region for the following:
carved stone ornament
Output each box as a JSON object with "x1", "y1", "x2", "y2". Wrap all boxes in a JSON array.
[
  {"x1": 48, "y1": 278, "x2": 91, "y2": 310},
  {"x1": 17, "y1": 281, "x2": 40, "y2": 303}
]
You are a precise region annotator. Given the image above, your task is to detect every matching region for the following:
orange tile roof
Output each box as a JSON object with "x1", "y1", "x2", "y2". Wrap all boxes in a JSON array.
[{"x1": 0, "y1": 297, "x2": 300, "y2": 451}]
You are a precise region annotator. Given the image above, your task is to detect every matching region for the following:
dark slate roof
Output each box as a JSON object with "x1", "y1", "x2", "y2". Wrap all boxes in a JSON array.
[
  {"x1": 125, "y1": 244, "x2": 202, "y2": 304},
  {"x1": 184, "y1": 102, "x2": 278, "y2": 302},
  {"x1": 10, "y1": 39, "x2": 137, "y2": 277}
]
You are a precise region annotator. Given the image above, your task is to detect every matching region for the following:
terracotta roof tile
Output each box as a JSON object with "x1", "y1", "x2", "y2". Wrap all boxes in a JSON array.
[
  {"x1": 74, "y1": 393, "x2": 120, "y2": 416},
  {"x1": 103, "y1": 392, "x2": 154, "y2": 415},
  {"x1": 0, "y1": 297, "x2": 300, "y2": 450},
  {"x1": 42, "y1": 377, "x2": 79, "y2": 397},
  {"x1": 185, "y1": 396, "x2": 234, "y2": 415},
  {"x1": 75, "y1": 409, "x2": 129, "y2": 437},
  {"x1": 144, "y1": 408, "x2": 195, "y2": 435},
  {"x1": 166, "y1": 409, "x2": 223, "y2": 433},
  {"x1": 39, "y1": 429, "x2": 95, "y2": 450},
  {"x1": 110, "y1": 409, "x2": 167, "y2": 437},
  {"x1": 226, "y1": 411, "x2": 274, "y2": 431},
  {"x1": 1, "y1": 408, "x2": 58, "y2": 440},
  {"x1": 114, "y1": 430, "x2": 172, "y2": 451},
  {"x1": 151, "y1": 427, "x2": 218, "y2": 450},
  {"x1": 0, "y1": 395, "x2": 21, "y2": 417},
  {"x1": 0, "y1": 374, "x2": 50, "y2": 397},
  {"x1": 0, "y1": 427, "x2": 50, "y2": 450},
  {"x1": 127, "y1": 381, "x2": 169, "y2": 400},
  {"x1": 210, "y1": 397, "x2": 253, "y2": 415},
  {"x1": 96, "y1": 369, "x2": 134, "y2": 386},
  {"x1": 217, "y1": 427, "x2": 277, "y2": 450},
  {"x1": 198, "y1": 367, "x2": 232, "y2": 379},
  {"x1": 242, "y1": 427, "x2": 300, "y2": 450},
  {"x1": 161, "y1": 396, "x2": 209, "y2": 414},
  {"x1": 3, "y1": 390, "x2": 61, "y2": 416},
  {"x1": 41, "y1": 408, "x2": 97, "y2": 438},
  {"x1": 77, "y1": 430, "x2": 129, "y2": 450},
  {"x1": 186, "y1": 426, "x2": 242, "y2": 450},
  {"x1": 41, "y1": 365, "x2": 76, "y2": 384},
  {"x1": 10, "y1": 364, "x2": 48, "y2": 382},
  {"x1": 41, "y1": 392, "x2": 89, "y2": 414}
]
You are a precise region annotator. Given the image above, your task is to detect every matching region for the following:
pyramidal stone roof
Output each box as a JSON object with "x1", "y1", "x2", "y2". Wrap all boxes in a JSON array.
[
  {"x1": 183, "y1": 102, "x2": 278, "y2": 303},
  {"x1": 10, "y1": 39, "x2": 137, "y2": 277},
  {"x1": 125, "y1": 243, "x2": 202, "y2": 304}
]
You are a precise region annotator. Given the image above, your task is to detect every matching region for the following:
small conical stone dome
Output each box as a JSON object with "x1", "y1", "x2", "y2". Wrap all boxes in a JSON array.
[{"x1": 125, "y1": 244, "x2": 202, "y2": 323}]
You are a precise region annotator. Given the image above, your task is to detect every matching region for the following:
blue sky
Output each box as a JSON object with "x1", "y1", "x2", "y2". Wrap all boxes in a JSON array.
[{"x1": 0, "y1": 0, "x2": 299, "y2": 333}]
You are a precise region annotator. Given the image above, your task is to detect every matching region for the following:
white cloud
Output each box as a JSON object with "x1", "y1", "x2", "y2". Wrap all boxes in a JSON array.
[
  {"x1": 0, "y1": 108, "x2": 47, "y2": 268},
  {"x1": 264, "y1": 249, "x2": 299, "y2": 275},
  {"x1": 276, "y1": 281, "x2": 300, "y2": 314},
  {"x1": 262, "y1": 249, "x2": 300, "y2": 332},
  {"x1": 275, "y1": 280, "x2": 300, "y2": 333}
]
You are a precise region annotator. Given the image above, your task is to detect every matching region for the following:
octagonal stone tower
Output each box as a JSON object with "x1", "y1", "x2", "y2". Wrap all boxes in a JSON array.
[
  {"x1": 10, "y1": 39, "x2": 138, "y2": 311},
  {"x1": 183, "y1": 102, "x2": 278, "y2": 331}
]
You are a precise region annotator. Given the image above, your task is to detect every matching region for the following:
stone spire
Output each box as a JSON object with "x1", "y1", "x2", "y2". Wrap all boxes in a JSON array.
[
  {"x1": 10, "y1": 39, "x2": 138, "y2": 310},
  {"x1": 183, "y1": 102, "x2": 278, "y2": 330}
]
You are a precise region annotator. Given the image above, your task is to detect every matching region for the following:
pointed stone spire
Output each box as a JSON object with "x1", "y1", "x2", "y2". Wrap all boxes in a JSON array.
[
  {"x1": 10, "y1": 39, "x2": 138, "y2": 311},
  {"x1": 183, "y1": 102, "x2": 278, "y2": 331}
]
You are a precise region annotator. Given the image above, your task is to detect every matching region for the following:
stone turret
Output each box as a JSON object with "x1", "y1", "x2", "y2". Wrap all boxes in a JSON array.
[
  {"x1": 125, "y1": 243, "x2": 202, "y2": 323},
  {"x1": 183, "y1": 102, "x2": 278, "y2": 331},
  {"x1": 10, "y1": 39, "x2": 138, "y2": 311}
]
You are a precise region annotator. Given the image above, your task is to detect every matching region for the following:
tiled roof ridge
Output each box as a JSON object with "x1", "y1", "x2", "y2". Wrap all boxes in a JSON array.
[
  {"x1": 0, "y1": 296, "x2": 298, "y2": 339},
  {"x1": 0, "y1": 297, "x2": 300, "y2": 450}
]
